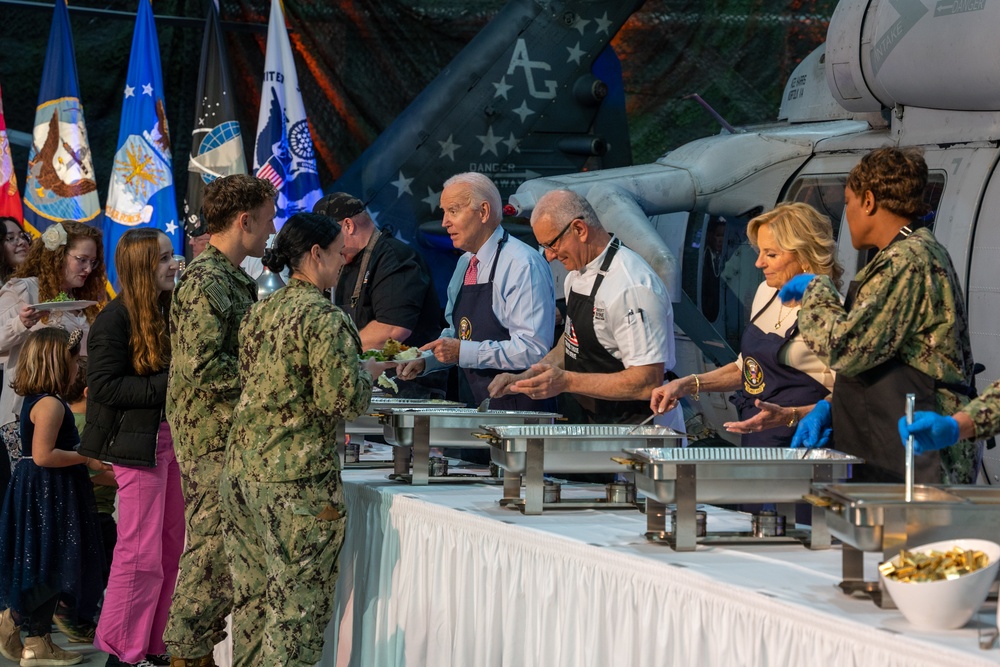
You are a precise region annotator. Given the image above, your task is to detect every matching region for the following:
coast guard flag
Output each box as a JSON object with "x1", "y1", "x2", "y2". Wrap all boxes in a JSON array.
[
  {"x1": 254, "y1": 0, "x2": 321, "y2": 228},
  {"x1": 23, "y1": 0, "x2": 99, "y2": 235},
  {"x1": 105, "y1": 0, "x2": 179, "y2": 288},
  {"x1": 0, "y1": 83, "x2": 23, "y2": 222},
  {"x1": 184, "y1": 1, "x2": 246, "y2": 239}
]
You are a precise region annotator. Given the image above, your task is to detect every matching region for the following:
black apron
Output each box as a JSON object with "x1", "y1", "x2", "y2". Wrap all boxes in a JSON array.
[
  {"x1": 832, "y1": 228, "x2": 972, "y2": 483},
  {"x1": 452, "y1": 232, "x2": 551, "y2": 411},
  {"x1": 564, "y1": 239, "x2": 649, "y2": 424},
  {"x1": 729, "y1": 290, "x2": 829, "y2": 447}
]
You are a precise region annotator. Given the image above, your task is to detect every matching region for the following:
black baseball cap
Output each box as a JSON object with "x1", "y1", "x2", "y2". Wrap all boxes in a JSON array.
[{"x1": 313, "y1": 192, "x2": 366, "y2": 221}]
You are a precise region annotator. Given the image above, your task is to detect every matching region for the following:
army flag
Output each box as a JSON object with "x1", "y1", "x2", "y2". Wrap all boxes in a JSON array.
[
  {"x1": 23, "y1": 0, "x2": 99, "y2": 235},
  {"x1": 184, "y1": 1, "x2": 246, "y2": 240},
  {"x1": 0, "y1": 83, "x2": 23, "y2": 222},
  {"x1": 254, "y1": 0, "x2": 321, "y2": 228},
  {"x1": 105, "y1": 0, "x2": 180, "y2": 288}
]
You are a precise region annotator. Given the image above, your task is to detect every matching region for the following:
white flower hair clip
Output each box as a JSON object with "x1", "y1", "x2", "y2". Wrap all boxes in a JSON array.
[{"x1": 42, "y1": 223, "x2": 68, "y2": 252}]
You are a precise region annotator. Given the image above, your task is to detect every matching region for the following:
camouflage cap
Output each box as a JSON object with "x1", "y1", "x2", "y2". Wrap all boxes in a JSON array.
[{"x1": 313, "y1": 192, "x2": 366, "y2": 221}]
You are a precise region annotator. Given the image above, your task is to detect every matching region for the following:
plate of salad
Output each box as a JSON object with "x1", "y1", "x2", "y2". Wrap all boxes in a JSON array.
[{"x1": 29, "y1": 293, "x2": 97, "y2": 312}]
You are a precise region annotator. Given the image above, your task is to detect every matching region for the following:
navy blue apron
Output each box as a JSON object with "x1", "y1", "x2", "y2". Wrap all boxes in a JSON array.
[
  {"x1": 729, "y1": 290, "x2": 829, "y2": 447},
  {"x1": 452, "y1": 232, "x2": 552, "y2": 411},
  {"x1": 564, "y1": 239, "x2": 650, "y2": 424}
]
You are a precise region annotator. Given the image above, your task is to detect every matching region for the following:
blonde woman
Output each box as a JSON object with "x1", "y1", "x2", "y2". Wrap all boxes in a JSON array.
[
  {"x1": 79, "y1": 229, "x2": 182, "y2": 667},
  {"x1": 651, "y1": 202, "x2": 842, "y2": 446}
]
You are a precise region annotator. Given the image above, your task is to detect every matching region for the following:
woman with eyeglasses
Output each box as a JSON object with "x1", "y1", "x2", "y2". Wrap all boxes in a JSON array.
[
  {"x1": 0, "y1": 221, "x2": 106, "y2": 502},
  {"x1": 0, "y1": 218, "x2": 30, "y2": 285}
]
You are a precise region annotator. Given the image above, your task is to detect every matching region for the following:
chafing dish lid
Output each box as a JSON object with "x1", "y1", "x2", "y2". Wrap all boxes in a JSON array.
[
  {"x1": 481, "y1": 424, "x2": 685, "y2": 439},
  {"x1": 381, "y1": 407, "x2": 562, "y2": 417},
  {"x1": 625, "y1": 447, "x2": 864, "y2": 465}
]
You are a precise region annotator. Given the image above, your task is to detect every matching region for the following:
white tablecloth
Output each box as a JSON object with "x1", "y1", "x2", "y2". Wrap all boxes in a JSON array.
[{"x1": 323, "y1": 471, "x2": 1000, "y2": 667}]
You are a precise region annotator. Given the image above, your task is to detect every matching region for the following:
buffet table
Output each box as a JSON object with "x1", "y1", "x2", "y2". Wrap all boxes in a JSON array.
[{"x1": 322, "y1": 469, "x2": 1000, "y2": 667}]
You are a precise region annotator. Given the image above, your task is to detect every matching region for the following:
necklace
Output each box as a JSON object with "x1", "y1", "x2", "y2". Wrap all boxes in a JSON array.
[{"x1": 774, "y1": 303, "x2": 792, "y2": 330}]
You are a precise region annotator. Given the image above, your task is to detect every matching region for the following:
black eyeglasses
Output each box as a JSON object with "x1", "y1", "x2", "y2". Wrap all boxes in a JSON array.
[
  {"x1": 3, "y1": 232, "x2": 30, "y2": 246},
  {"x1": 539, "y1": 219, "x2": 578, "y2": 250}
]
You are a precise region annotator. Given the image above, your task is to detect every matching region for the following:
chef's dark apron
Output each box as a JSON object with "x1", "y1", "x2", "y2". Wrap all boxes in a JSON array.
[
  {"x1": 832, "y1": 227, "x2": 973, "y2": 483},
  {"x1": 729, "y1": 290, "x2": 830, "y2": 447},
  {"x1": 564, "y1": 239, "x2": 650, "y2": 424},
  {"x1": 452, "y1": 232, "x2": 552, "y2": 411}
]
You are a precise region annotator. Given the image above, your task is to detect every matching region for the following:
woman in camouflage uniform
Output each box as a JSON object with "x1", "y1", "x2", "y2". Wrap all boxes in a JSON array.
[{"x1": 220, "y1": 212, "x2": 378, "y2": 666}]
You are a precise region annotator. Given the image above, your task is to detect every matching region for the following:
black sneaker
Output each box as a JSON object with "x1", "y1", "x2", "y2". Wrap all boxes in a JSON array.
[
  {"x1": 144, "y1": 654, "x2": 171, "y2": 666},
  {"x1": 105, "y1": 655, "x2": 122, "y2": 667}
]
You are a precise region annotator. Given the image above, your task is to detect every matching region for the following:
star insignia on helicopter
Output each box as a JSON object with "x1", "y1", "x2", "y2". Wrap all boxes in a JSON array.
[
  {"x1": 512, "y1": 101, "x2": 535, "y2": 123},
  {"x1": 438, "y1": 134, "x2": 461, "y2": 161},
  {"x1": 493, "y1": 76, "x2": 513, "y2": 101},
  {"x1": 567, "y1": 42, "x2": 585, "y2": 65},
  {"x1": 477, "y1": 126, "x2": 501, "y2": 156},
  {"x1": 390, "y1": 171, "x2": 414, "y2": 197}
]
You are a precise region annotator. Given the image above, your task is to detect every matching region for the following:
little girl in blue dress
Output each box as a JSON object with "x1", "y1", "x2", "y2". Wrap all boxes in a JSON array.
[{"x1": 0, "y1": 328, "x2": 109, "y2": 666}]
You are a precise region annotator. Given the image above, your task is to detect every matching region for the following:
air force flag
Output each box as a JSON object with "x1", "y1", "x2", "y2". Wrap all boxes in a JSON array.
[
  {"x1": 254, "y1": 0, "x2": 321, "y2": 228},
  {"x1": 105, "y1": 0, "x2": 179, "y2": 288},
  {"x1": 23, "y1": 0, "x2": 99, "y2": 233}
]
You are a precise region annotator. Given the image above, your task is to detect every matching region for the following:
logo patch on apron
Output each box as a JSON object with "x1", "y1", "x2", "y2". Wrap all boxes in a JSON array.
[
  {"x1": 743, "y1": 357, "x2": 765, "y2": 395},
  {"x1": 564, "y1": 320, "x2": 580, "y2": 359},
  {"x1": 459, "y1": 317, "x2": 472, "y2": 341}
]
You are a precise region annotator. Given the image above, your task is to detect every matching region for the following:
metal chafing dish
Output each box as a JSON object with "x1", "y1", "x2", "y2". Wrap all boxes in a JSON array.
[
  {"x1": 336, "y1": 398, "x2": 463, "y2": 468},
  {"x1": 377, "y1": 407, "x2": 561, "y2": 485},
  {"x1": 623, "y1": 447, "x2": 862, "y2": 551},
  {"x1": 807, "y1": 482, "x2": 1000, "y2": 607},
  {"x1": 478, "y1": 424, "x2": 684, "y2": 514}
]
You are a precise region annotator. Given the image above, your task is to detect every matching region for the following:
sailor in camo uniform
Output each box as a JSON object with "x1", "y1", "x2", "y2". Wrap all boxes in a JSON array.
[
  {"x1": 164, "y1": 175, "x2": 276, "y2": 667},
  {"x1": 220, "y1": 212, "x2": 375, "y2": 667},
  {"x1": 786, "y1": 147, "x2": 977, "y2": 485}
]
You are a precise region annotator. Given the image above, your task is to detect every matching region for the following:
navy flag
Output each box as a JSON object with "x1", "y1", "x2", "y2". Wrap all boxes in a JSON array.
[
  {"x1": 184, "y1": 1, "x2": 246, "y2": 240},
  {"x1": 254, "y1": 0, "x2": 321, "y2": 228},
  {"x1": 23, "y1": 0, "x2": 100, "y2": 235},
  {"x1": 105, "y1": 0, "x2": 180, "y2": 288}
]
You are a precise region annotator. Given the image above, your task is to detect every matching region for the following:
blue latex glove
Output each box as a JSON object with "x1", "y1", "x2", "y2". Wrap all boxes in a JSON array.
[
  {"x1": 790, "y1": 400, "x2": 832, "y2": 449},
  {"x1": 778, "y1": 273, "x2": 817, "y2": 303},
  {"x1": 897, "y1": 411, "x2": 960, "y2": 455}
]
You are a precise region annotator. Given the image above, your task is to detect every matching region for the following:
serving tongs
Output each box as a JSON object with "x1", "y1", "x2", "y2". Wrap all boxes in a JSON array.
[
  {"x1": 905, "y1": 393, "x2": 915, "y2": 502},
  {"x1": 627, "y1": 413, "x2": 656, "y2": 434}
]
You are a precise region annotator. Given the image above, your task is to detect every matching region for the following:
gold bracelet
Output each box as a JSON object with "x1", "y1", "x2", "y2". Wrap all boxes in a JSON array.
[
  {"x1": 787, "y1": 408, "x2": 799, "y2": 428},
  {"x1": 691, "y1": 374, "x2": 701, "y2": 401}
]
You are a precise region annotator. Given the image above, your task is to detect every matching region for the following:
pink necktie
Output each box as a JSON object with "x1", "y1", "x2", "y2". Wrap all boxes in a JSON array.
[{"x1": 464, "y1": 256, "x2": 479, "y2": 286}]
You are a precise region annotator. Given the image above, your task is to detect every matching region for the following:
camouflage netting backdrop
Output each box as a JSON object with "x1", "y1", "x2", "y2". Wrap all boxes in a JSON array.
[{"x1": 0, "y1": 0, "x2": 836, "y2": 208}]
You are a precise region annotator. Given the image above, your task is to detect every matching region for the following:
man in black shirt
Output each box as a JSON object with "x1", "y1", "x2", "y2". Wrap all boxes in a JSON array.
[{"x1": 314, "y1": 193, "x2": 445, "y2": 395}]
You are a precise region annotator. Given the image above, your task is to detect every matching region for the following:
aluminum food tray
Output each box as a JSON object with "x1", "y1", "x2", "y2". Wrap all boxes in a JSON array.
[
  {"x1": 379, "y1": 408, "x2": 560, "y2": 448},
  {"x1": 625, "y1": 447, "x2": 861, "y2": 504},
  {"x1": 482, "y1": 424, "x2": 684, "y2": 474},
  {"x1": 807, "y1": 483, "x2": 1000, "y2": 606}
]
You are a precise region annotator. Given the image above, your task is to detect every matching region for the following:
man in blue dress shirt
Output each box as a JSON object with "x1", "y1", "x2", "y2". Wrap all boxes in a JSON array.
[{"x1": 397, "y1": 172, "x2": 555, "y2": 410}]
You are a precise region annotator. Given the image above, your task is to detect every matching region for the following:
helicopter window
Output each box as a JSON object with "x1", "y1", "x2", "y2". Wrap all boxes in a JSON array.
[{"x1": 785, "y1": 176, "x2": 847, "y2": 240}]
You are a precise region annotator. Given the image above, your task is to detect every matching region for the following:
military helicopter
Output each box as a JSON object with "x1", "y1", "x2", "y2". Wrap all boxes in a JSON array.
[{"x1": 508, "y1": 0, "x2": 1000, "y2": 477}]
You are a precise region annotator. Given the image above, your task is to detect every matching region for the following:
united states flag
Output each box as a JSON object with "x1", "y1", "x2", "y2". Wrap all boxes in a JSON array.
[{"x1": 256, "y1": 160, "x2": 284, "y2": 189}]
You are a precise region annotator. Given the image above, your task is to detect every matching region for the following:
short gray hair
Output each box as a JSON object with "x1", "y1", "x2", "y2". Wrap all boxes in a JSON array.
[
  {"x1": 443, "y1": 172, "x2": 502, "y2": 224},
  {"x1": 530, "y1": 189, "x2": 603, "y2": 231}
]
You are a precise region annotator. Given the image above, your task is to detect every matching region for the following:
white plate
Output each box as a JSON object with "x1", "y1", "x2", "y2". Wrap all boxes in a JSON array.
[{"x1": 29, "y1": 300, "x2": 97, "y2": 312}]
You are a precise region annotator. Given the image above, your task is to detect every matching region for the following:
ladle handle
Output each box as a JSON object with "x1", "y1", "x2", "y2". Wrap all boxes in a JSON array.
[{"x1": 905, "y1": 393, "x2": 916, "y2": 502}]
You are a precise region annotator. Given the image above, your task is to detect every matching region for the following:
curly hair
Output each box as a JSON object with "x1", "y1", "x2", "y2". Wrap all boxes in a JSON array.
[
  {"x1": 748, "y1": 202, "x2": 845, "y2": 290},
  {"x1": 12, "y1": 327, "x2": 82, "y2": 397},
  {"x1": 115, "y1": 229, "x2": 171, "y2": 375},
  {"x1": 202, "y1": 175, "x2": 277, "y2": 235},
  {"x1": 13, "y1": 221, "x2": 106, "y2": 323},
  {"x1": 846, "y1": 147, "x2": 928, "y2": 220}
]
